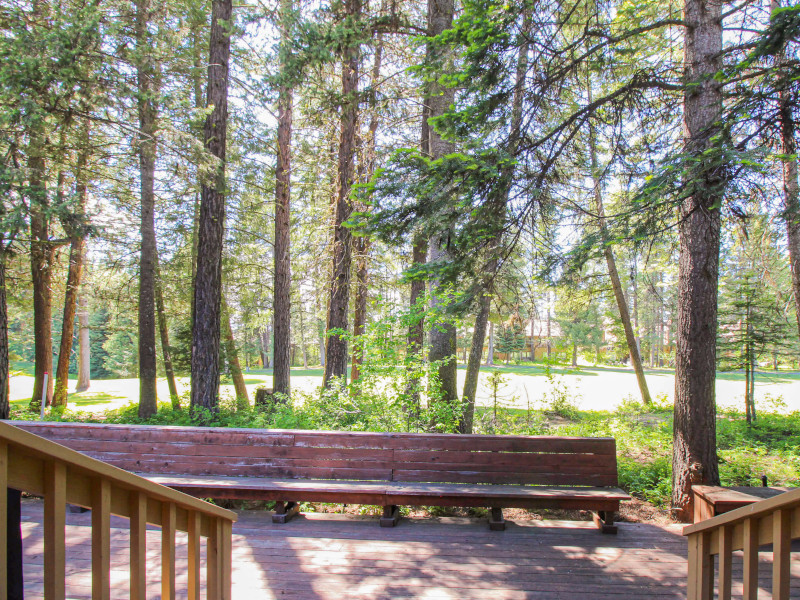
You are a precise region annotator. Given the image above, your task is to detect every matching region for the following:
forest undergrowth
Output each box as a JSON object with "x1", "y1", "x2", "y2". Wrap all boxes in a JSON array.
[{"x1": 10, "y1": 374, "x2": 799, "y2": 519}]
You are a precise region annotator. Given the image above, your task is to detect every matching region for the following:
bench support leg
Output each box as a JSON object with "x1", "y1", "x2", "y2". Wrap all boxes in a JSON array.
[
  {"x1": 592, "y1": 511, "x2": 618, "y2": 534},
  {"x1": 272, "y1": 501, "x2": 300, "y2": 524},
  {"x1": 380, "y1": 505, "x2": 400, "y2": 528},
  {"x1": 488, "y1": 507, "x2": 506, "y2": 531}
]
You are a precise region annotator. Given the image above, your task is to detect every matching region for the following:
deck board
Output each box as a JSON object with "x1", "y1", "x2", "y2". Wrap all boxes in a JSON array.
[{"x1": 16, "y1": 498, "x2": 800, "y2": 599}]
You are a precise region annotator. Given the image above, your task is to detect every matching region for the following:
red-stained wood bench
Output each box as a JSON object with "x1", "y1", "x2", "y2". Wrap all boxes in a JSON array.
[{"x1": 10, "y1": 421, "x2": 630, "y2": 532}]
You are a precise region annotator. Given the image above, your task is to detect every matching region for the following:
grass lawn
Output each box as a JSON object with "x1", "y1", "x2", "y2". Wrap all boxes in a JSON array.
[{"x1": 10, "y1": 362, "x2": 800, "y2": 414}]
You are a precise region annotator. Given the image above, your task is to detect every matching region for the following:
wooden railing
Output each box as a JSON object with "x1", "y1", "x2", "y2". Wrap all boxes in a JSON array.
[
  {"x1": 683, "y1": 487, "x2": 800, "y2": 600},
  {"x1": 0, "y1": 420, "x2": 236, "y2": 600}
]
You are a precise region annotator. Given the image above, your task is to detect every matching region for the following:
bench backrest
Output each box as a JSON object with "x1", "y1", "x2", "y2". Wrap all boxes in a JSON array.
[{"x1": 10, "y1": 422, "x2": 619, "y2": 487}]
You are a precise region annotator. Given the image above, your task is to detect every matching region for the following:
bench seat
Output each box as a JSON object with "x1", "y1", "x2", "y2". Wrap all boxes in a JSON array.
[
  {"x1": 146, "y1": 474, "x2": 628, "y2": 509},
  {"x1": 9, "y1": 421, "x2": 630, "y2": 532}
]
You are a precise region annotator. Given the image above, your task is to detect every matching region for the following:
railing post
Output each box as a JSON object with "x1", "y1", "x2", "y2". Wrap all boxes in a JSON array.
[
  {"x1": 162, "y1": 503, "x2": 176, "y2": 600},
  {"x1": 773, "y1": 508, "x2": 791, "y2": 600},
  {"x1": 92, "y1": 478, "x2": 111, "y2": 600},
  {"x1": 718, "y1": 525, "x2": 732, "y2": 600},
  {"x1": 188, "y1": 512, "x2": 201, "y2": 600},
  {"x1": 129, "y1": 492, "x2": 147, "y2": 600},
  {"x1": 742, "y1": 517, "x2": 759, "y2": 600},
  {"x1": 44, "y1": 461, "x2": 66, "y2": 600},
  {"x1": 0, "y1": 441, "x2": 7, "y2": 600},
  {"x1": 221, "y1": 519, "x2": 232, "y2": 600},
  {"x1": 207, "y1": 518, "x2": 222, "y2": 600},
  {"x1": 687, "y1": 532, "x2": 714, "y2": 600},
  {"x1": 5, "y1": 490, "x2": 21, "y2": 600}
]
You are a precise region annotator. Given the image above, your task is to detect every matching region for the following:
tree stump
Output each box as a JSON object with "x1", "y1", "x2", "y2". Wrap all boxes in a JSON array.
[{"x1": 255, "y1": 387, "x2": 276, "y2": 413}]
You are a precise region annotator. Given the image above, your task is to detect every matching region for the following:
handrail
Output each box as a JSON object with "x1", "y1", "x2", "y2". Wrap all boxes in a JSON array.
[
  {"x1": 683, "y1": 487, "x2": 800, "y2": 600},
  {"x1": 0, "y1": 421, "x2": 236, "y2": 600}
]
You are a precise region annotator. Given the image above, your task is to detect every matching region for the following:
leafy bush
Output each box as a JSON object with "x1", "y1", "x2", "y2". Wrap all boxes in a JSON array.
[{"x1": 618, "y1": 456, "x2": 672, "y2": 506}]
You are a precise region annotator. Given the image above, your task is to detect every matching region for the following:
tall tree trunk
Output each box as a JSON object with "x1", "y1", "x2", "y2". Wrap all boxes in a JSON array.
[
  {"x1": 191, "y1": 0, "x2": 232, "y2": 412},
  {"x1": 53, "y1": 124, "x2": 90, "y2": 407},
  {"x1": 425, "y1": 0, "x2": 457, "y2": 414},
  {"x1": 772, "y1": 0, "x2": 800, "y2": 341},
  {"x1": 0, "y1": 246, "x2": 9, "y2": 419},
  {"x1": 546, "y1": 293, "x2": 552, "y2": 361},
  {"x1": 135, "y1": 0, "x2": 159, "y2": 418},
  {"x1": 298, "y1": 303, "x2": 308, "y2": 370},
  {"x1": 530, "y1": 311, "x2": 536, "y2": 361},
  {"x1": 260, "y1": 325, "x2": 271, "y2": 368},
  {"x1": 273, "y1": 0, "x2": 293, "y2": 398},
  {"x1": 222, "y1": 300, "x2": 249, "y2": 409},
  {"x1": 631, "y1": 256, "x2": 641, "y2": 352},
  {"x1": 52, "y1": 237, "x2": 84, "y2": 407},
  {"x1": 486, "y1": 320, "x2": 494, "y2": 366},
  {"x1": 351, "y1": 32, "x2": 384, "y2": 384},
  {"x1": 76, "y1": 287, "x2": 90, "y2": 392},
  {"x1": 461, "y1": 15, "x2": 528, "y2": 432},
  {"x1": 461, "y1": 292, "x2": 490, "y2": 432},
  {"x1": 188, "y1": 6, "x2": 205, "y2": 321},
  {"x1": 588, "y1": 109, "x2": 651, "y2": 403},
  {"x1": 155, "y1": 252, "x2": 179, "y2": 408},
  {"x1": 745, "y1": 340, "x2": 752, "y2": 424},
  {"x1": 323, "y1": 0, "x2": 361, "y2": 387},
  {"x1": 405, "y1": 69, "x2": 431, "y2": 418},
  {"x1": 350, "y1": 236, "x2": 369, "y2": 383},
  {"x1": 29, "y1": 130, "x2": 54, "y2": 411},
  {"x1": 405, "y1": 240, "x2": 428, "y2": 417},
  {"x1": 671, "y1": 0, "x2": 723, "y2": 522},
  {"x1": 749, "y1": 340, "x2": 756, "y2": 422}
]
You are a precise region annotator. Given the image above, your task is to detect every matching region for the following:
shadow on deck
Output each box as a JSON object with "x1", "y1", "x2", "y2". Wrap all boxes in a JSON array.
[{"x1": 16, "y1": 498, "x2": 800, "y2": 599}]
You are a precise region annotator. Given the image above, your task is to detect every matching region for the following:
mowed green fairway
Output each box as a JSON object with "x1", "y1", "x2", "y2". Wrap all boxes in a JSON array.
[{"x1": 10, "y1": 364, "x2": 800, "y2": 415}]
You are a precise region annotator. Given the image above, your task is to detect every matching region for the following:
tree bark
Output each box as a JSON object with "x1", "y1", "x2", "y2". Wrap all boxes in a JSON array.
[
  {"x1": 188, "y1": 8, "x2": 205, "y2": 321},
  {"x1": 191, "y1": 0, "x2": 232, "y2": 412},
  {"x1": 155, "y1": 251, "x2": 179, "y2": 408},
  {"x1": 222, "y1": 300, "x2": 249, "y2": 409},
  {"x1": 260, "y1": 325, "x2": 271, "y2": 368},
  {"x1": 351, "y1": 32, "x2": 384, "y2": 384},
  {"x1": 29, "y1": 130, "x2": 54, "y2": 411},
  {"x1": 406, "y1": 238, "x2": 428, "y2": 415},
  {"x1": 425, "y1": 0, "x2": 457, "y2": 414},
  {"x1": 530, "y1": 306, "x2": 536, "y2": 361},
  {"x1": 0, "y1": 247, "x2": 9, "y2": 419},
  {"x1": 772, "y1": 0, "x2": 800, "y2": 341},
  {"x1": 53, "y1": 123, "x2": 90, "y2": 407},
  {"x1": 671, "y1": 0, "x2": 723, "y2": 522},
  {"x1": 298, "y1": 304, "x2": 308, "y2": 369},
  {"x1": 52, "y1": 236, "x2": 84, "y2": 407},
  {"x1": 135, "y1": 0, "x2": 159, "y2": 418},
  {"x1": 460, "y1": 15, "x2": 528, "y2": 432},
  {"x1": 546, "y1": 294, "x2": 552, "y2": 361},
  {"x1": 76, "y1": 288, "x2": 90, "y2": 392},
  {"x1": 351, "y1": 235, "x2": 369, "y2": 382},
  {"x1": 486, "y1": 320, "x2": 494, "y2": 366},
  {"x1": 428, "y1": 234, "x2": 459, "y2": 413},
  {"x1": 461, "y1": 292, "x2": 490, "y2": 431},
  {"x1": 323, "y1": 0, "x2": 361, "y2": 387},
  {"x1": 588, "y1": 113, "x2": 651, "y2": 403},
  {"x1": 272, "y1": 0, "x2": 293, "y2": 398}
]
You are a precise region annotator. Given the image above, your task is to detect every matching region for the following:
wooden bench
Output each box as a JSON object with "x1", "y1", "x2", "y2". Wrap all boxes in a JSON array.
[
  {"x1": 692, "y1": 485, "x2": 794, "y2": 523},
  {"x1": 10, "y1": 421, "x2": 630, "y2": 532}
]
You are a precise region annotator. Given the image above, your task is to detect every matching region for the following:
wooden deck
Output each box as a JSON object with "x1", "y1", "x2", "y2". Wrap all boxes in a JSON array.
[{"x1": 16, "y1": 498, "x2": 800, "y2": 599}]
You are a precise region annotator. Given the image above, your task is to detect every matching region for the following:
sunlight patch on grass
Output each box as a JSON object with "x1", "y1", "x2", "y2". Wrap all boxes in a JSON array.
[{"x1": 67, "y1": 391, "x2": 124, "y2": 406}]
